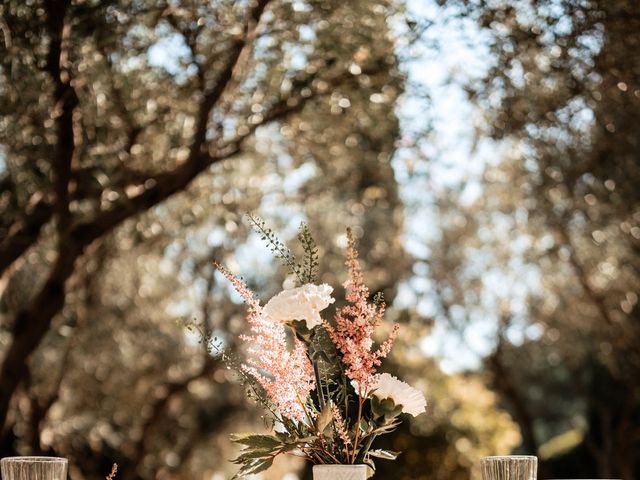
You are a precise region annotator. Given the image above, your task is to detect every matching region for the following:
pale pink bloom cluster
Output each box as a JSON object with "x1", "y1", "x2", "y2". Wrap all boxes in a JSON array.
[
  {"x1": 215, "y1": 263, "x2": 315, "y2": 422},
  {"x1": 324, "y1": 234, "x2": 399, "y2": 394},
  {"x1": 330, "y1": 402, "x2": 352, "y2": 447}
]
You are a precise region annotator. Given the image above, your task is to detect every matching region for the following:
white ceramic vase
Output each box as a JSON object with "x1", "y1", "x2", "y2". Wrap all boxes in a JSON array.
[{"x1": 313, "y1": 464, "x2": 369, "y2": 480}]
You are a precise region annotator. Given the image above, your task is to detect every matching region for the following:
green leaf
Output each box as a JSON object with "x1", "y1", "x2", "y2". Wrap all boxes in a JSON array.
[
  {"x1": 232, "y1": 456, "x2": 275, "y2": 478},
  {"x1": 368, "y1": 449, "x2": 400, "y2": 460},
  {"x1": 371, "y1": 419, "x2": 401, "y2": 435},
  {"x1": 230, "y1": 433, "x2": 282, "y2": 449},
  {"x1": 317, "y1": 403, "x2": 333, "y2": 435},
  {"x1": 234, "y1": 448, "x2": 278, "y2": 462}
]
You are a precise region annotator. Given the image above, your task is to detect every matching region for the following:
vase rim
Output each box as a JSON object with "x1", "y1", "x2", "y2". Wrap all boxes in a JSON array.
[
  {"x1": 482, "y1": 455, "x2": 537, "y2": 460},
  {"x1": 1, "y1": 457, "x2": 68, "y2": 463},
  {"x1": 313, "y1": 464, "x2": 368, "y2": 469}
]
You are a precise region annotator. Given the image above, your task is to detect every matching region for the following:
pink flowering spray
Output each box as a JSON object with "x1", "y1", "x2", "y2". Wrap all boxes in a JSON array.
[
  {"x1": 325, "y1": 229, "x2": 399, "y2": 393},
  {"x1": 214, "y1": 262, "x2": 315, "y2": 422},
  {"x1": 324, "y1": 228, "x2": 400, "y2": 461}
]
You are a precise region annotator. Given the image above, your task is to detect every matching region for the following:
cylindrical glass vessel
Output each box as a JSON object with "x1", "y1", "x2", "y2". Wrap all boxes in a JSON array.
[
  {"x1": 480, "y1": 455, "x2": 538, "y2": 480},
  {"x1": 1, "y1": 457, "x2": 68, "y2": 480}
]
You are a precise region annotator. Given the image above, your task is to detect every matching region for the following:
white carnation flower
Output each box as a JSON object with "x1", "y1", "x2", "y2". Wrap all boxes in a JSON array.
[
  {"x1": 263, "y1": 283, "x2": 335, "y2": 329},
  {"x1": 371, "y1": 373, "x2": 427, "y2": 416}
]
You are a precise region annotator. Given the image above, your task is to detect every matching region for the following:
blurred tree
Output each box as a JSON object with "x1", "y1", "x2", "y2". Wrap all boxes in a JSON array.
[
  {"x1": 0, "y1": 0, "x2": 423, "y2": 479},
  {"x1": 0, "y1": 0, "x2": 312, "y2": 434},
  {"x1": 0, "y1": 0, "x2": 526, "y2": 478},
  {"x1": 425, "y1": 0, "x2": 640, "y2": 478},
  {"x1": 371, "y1": 322, "x2": 521, "y2": 480}
]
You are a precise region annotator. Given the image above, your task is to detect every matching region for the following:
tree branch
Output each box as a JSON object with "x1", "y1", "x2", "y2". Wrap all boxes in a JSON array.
[
  {"x1": 25, "y1": 240, "x2": 107, "y2": 454},
  {"x1": 190, "y1": 0, "x2": 271, "y2": 153},
  {"x1": 0, "y1": 196, "x2": 53, "y2": 274},
  {"x1": 44, "y1": 0, "x2": 78, "y2": 235},
  {"x1": 0, "y1": 0, "x2": 274, "y2": 435},
  {"x1": 0, "y1": 239, "x2": 83, "y2": 432},
  {"x1": 99, "y1": 44, "x2": 142, "y2": 157},
  {"x1": 0, "y1": 0, "x2": 79, "y2": 432}
]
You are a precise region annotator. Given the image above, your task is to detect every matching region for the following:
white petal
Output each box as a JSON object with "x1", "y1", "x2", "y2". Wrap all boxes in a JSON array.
[
  {"x1": 371, "y1": 373, "x2": 427, "y2": 416},
  {"x1": 263, "y1": 284, "x2": 335, "y2": 329}
]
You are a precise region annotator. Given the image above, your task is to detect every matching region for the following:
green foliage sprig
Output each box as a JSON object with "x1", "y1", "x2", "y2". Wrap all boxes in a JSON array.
[
  {"x1": 246, "y1": 213, "x2": 305, "y2": 283},
  {"x1": 298, "y1": 222, "x2": 319, "y2": 283},
  {"x1": 246, "y1": 214, "x2": 320, "y2": 285}
]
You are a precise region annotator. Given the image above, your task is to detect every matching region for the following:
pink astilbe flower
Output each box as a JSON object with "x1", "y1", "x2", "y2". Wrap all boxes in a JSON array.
[
  {"x1": 214, "y1": 262, "x2": 315, "y2": 422},
  {"x1": 324, "y1": 231, "x2": 400, "y2": 394},
  {"x1": 330, "y1": 403, "x2": 352, "y2": 447}
]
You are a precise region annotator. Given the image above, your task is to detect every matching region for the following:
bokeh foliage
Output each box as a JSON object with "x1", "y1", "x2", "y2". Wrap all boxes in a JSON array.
[
  {"x1": 0, "y1": 0, "x2": 516, "y2": 478},
  {"x1": 2, "y1": 0, "x2": 638, "y2": 479},
  {"x1": 425, "y1": 0, "x2": 640, "y2": 478}
]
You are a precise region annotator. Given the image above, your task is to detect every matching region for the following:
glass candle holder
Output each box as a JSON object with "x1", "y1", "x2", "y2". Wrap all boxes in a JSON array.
[
  {"x1": 1, "y1": 457, "x2": 68, "y2": 480},
  {"x1": 480, "y1": 455, "x2": 538, "y2": 480}
]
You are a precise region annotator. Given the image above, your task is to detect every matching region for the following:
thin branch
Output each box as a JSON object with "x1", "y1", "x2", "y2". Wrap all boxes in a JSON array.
[
  {"x1": 0, "y1": 196, "x2": 53, "y2": 274},
  {"x1": 191, "y1": 0, "x2": 271, "y2": 153},
  {"x1": 99, "y1": 44, "x2": 142, "y2": 156},
  {"x1": 551, "y1": 218, "x2": 615, "y2": 326},
  {"x1": 71, "y1": 83, "x2": 318, "y2": 248},
  {"x1": 162, "y1": 7, "x2": 205, "y2": 84}
]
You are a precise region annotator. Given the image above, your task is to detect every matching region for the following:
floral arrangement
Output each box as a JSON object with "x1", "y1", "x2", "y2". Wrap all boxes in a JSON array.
[{"x1": 214, "y1": 217, "x2": 426, "y2": 478}]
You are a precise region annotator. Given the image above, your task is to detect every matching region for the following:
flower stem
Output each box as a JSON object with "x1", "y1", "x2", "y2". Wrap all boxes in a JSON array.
[
  {"x1": 296, "y1": 391, "x2": 314, "y2": 427},
  {"x1": 313, "y1": 360, "x2": 325, "y2": 409},
  {"x1": 355, "y1": 434, "x2": 377, "y2": 464},
  {"x1": 350, "y1": 392, "x2": 364, "y2": 463}
]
